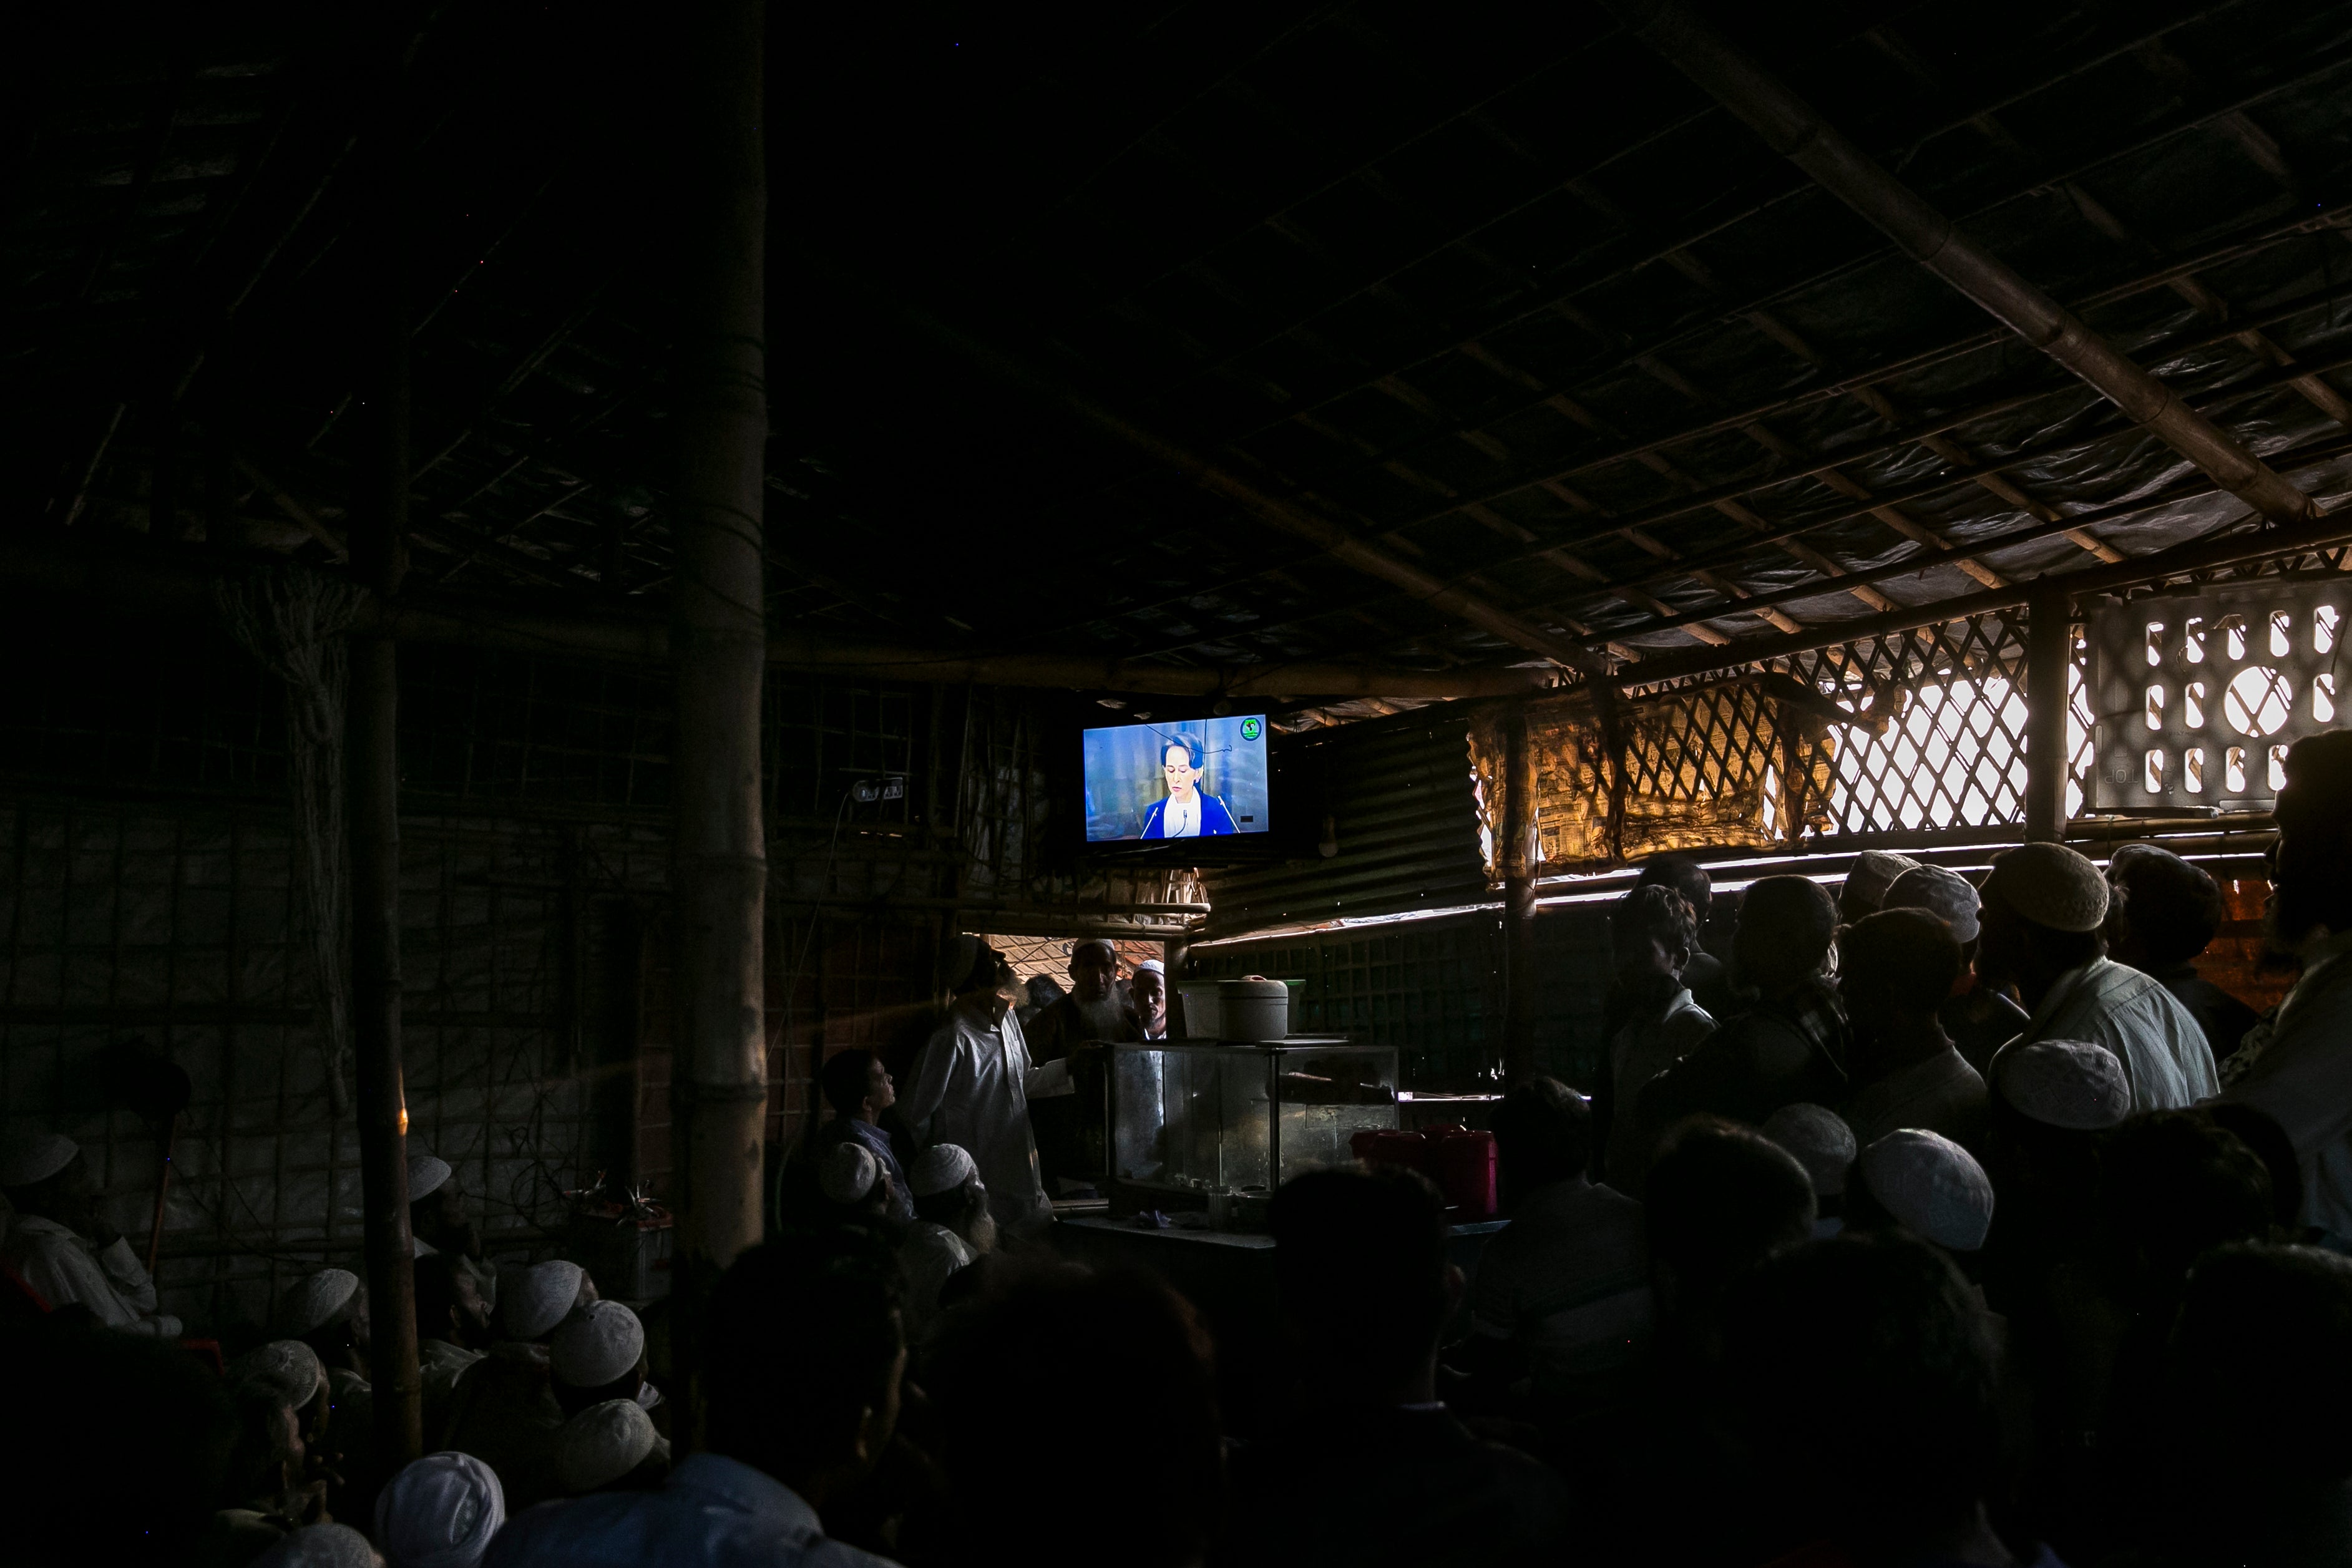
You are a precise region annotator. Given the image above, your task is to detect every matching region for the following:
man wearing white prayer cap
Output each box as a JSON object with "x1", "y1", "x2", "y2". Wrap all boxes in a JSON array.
[
  {"x1": 412, "y1": 1254, "x2": 490, "y2": 1427},
  {"x1": 1837, "y1": 911, "x2": 1989, "y2": 1154},
  {"x1": 555, "y1": 1398, "x2": 672, "y2": 1495},
  {"x1": 1131, "y1": 958, "x2": 1170, "y2": 1040},
  {"x1": 489, "y1": 1235, "x2": 902, "y2": 1567},
  {"x1": 819, "y1": 1141, "x2": 886, "y2": 1214},
  {"x1": 1762, "y1": 1103, "x2": 1857, "y2": 1238},
  {"x1": 278, "y1": 1266, "x2": 372, "y2": 1385},
  {"x1": 499, "y1": 1257, "x2": 592, "y2": 1345},
  {"x1": 276, "y1": 1266, "x2": 376, "y2": 1488},
  {"x1": 1852, "y1": 1129, "x2": 1995, "y2": 1254},
  {"x1": 1993, "y1": 1039, "x2": 2132, "y2": 1133},
  {"x1": 442, "y1": 1257, "x2": 593, "y2": 1511},
  {"x1": 374, "y1": 1451, "x2": 505, "y2": 1568},
  {"x1": 250, "y1": 1519, "x2": 384, "y2": 1567},
  {"x1": 1028, "y1": 939, "x2": 1141, "y2": 1064},
  {"x1": 407, "y1": 1147, "x2": 499, "y2": 1315},
  {"x1": 1838, "y1": 849, "x2": 1919, "y2": 925},
  {"x1": 230, "y1": 1338, "x2": 331, "y2": 1421},
  {"x1": 1977, "y1": 842, "x2": 2216, "y2": 1113},
  {"x1": 1637, "y1": 877, "x2": 1850, "y2": 1169},
  {"x1": 899, "y1": 1143, "x2": 989, "y2": 1346},
  {"x1": 1883, "y1": 864, "x2": 2028, "y2": 1076},
  {"x1": 280, "y1": 1266, "x2": 364, "y2": 1338},
  {"x1": 0, "y1": 1127, "x2": 182, "y2": 1336},
  {"x1": 551, "y1": 1298, "x2": 655, "y2": 1417}
]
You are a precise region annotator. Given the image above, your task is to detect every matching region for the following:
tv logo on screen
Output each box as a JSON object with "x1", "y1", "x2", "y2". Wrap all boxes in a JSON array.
[{"x1": 1239, "y1": 717, "x2": 1262, "y2": 741}]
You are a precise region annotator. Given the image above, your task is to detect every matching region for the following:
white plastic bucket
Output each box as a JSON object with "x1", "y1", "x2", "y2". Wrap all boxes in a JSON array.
[{"x1": 1174, "y1": 983, "x2": 1221, "y2": 1040}]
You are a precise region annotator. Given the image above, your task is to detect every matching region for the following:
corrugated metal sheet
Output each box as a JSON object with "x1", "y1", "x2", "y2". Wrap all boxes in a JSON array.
[{"x1": 1202, "y1": 711, "x2": 1486, "y2": 938}]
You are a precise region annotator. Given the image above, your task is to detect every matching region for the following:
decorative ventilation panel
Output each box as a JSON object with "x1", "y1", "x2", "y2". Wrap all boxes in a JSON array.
[{"x1": 2087, "y1": 586, "x2": 2345, "y2": 812}]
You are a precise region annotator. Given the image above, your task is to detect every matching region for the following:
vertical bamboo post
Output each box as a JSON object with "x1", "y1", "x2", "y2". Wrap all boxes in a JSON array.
[
  {"x1": 348, "y1": 43, "x2": 421, "y2": 1471},
  {"x1": 1500, "y1": 704, "x2": 1540, "y2": 1084},
  {"x1": 2024, "y1": 580, "x2": 2072, "y2": 844},
  {"x1": 668, "y1": 0, "x2": 769, "y2": 1431}
]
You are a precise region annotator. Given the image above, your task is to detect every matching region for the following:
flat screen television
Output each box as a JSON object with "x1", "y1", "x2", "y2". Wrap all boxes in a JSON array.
[{"x1": 1083, "y1": 714, "x2": 1271, "y2": 844}]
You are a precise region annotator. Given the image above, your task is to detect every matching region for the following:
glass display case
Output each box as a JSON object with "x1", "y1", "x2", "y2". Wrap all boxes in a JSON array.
[{"x1": 1109, "y1": 1040, "x2": 1401, "y2": 1204}]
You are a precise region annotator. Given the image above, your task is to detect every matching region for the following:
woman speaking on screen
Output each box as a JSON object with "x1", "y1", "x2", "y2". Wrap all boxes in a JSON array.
[{"x1": 1139, "y1": 734, "x2": 1239, "y2": 838}]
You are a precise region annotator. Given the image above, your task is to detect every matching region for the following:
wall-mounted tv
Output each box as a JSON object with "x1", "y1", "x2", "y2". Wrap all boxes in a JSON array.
[{"x1": 1083, "y1": 714, "x2": 1271, "y2": 843}]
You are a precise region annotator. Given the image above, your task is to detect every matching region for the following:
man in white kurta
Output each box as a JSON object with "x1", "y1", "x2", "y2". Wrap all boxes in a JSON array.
[
  {"x1": 2009, "y1": 954, "x2": 2217, "y2": 1112},
  {"x1": 1, "y1": 1131, "x2": 182, "y2": 1336},
  {"x1": 903, "y1": 943, "x2": 1063, "y2": 1232},
  {"x1": 1976, "y1": 842, "x2": 2217, "y2": 1113}
]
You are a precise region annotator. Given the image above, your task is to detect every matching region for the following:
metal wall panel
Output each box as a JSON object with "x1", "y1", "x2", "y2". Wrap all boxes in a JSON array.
[{"x1": 1202, "y1": 710, "x2": 1486, "y2": 938}]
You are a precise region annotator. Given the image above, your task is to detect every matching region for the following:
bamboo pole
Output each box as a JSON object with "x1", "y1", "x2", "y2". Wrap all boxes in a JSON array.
[
  {"x1": 668, "y1": 0, "x2": 770, "y2": 1429},
  {"x1": 1498, "y1": 704, "x2": 1540, "y2": 1084},
  {"x1": 348, "y1": 41, "x2": 421, "y2": 1472},
  {"x1": 0, "y1": 533, "x2": 1555, "y2": 700},
  {"x1": 2023, "y1": 580, "x2": 2073, "y2": 844}
]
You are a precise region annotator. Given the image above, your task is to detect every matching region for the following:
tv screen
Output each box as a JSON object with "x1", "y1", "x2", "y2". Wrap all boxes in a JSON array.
[{"x1": 1083, "y1": 714, "x2": 1271, "y2": 843}]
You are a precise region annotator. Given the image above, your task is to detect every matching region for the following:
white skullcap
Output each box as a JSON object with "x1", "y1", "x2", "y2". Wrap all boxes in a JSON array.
[
  {"x1": 499, "y1": 1260, "x2": 585, "y2": 1343},
  {"x1": 1071, "y1": 938, "x2": 1116, "y2": 961},
  {"x1": 556, "y1": 1398, "x2": 661, "y2": 1494},
  {"x1": 250, "y1": 1521, "x2": 382, "y2": 1568},
  {"x1": 550, "y1": 1299, "x2": 644, "y2": 1389},
  {"x1": 1760, "y1": 1103, "x2": 1858, "y2": 1198},
  {"x1": 908, "y1": 1143, "x2": 978, "y2": 1198},
  {"x1": 821, "y1": 1142, "x2": 881, "y2": 1205},
  {"x1": 1842, "y1": 850, "x2": 1920, "y2": 914},
  {"x1": 0, "y1": 1129, "x2": 79, "y2": 1189},
  {"x1": 1983, "y1": 842, "x2": 2109, "y2": 933},
  {"x1": 1994, "y1": 1039, "x2": 2131, "y2": 1131},
  {"x1": 407, "y1": 1154, "x2": 452, "y2": 1202},
  {"x1": 1859, "y1": 1129, "x2": 1995, "y2": 1252},
  {"x1": 1883, "y1": 864, "x2": 1982, "y2": 944},
  {"x1": 1133, "y1": 958, "x2": 1166, "y2": 976},
  {"x1": 278, "y1": 1269, "x2": 361, "y2": 1337},
  {"x1": 373, "y1": 1451, "x2": 504, "y2": 1568},
  {"x1": 230, "y1": 1339, "x2": 329, "y2": 1411}
]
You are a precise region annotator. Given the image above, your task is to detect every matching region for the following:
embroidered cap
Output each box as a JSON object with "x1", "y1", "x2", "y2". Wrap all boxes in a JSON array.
[
  {"x1": 1762, "y1": 1103, "x2": 1858, "y2": 1198},
  {"x1": 1858, "y1": 1129, "x2": 1995, "y2": 1252}
]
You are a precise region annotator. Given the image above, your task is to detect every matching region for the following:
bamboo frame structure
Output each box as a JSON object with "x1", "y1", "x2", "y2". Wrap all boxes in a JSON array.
[
  {"x1": 667, "y1": 0, "x2": 772, "y2": 1410},
  {"x1": 347, "y1": 36, "x2": 422, "y2": 1473},
  {"x1": 1610, "y1": 0, "x2": 2316, "y2": 533}
]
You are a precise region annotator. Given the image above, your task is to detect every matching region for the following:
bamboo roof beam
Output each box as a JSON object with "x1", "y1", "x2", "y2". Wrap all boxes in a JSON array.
[
  {"x1": 1361, "y1": 231, "x2": 2348, "y2": 562},
  {"x1": 1146, "y1": 24, "x2": 2352, "y2": 557},
  {"x1": 892, "y1": 306, "x2": 1610, "y2": 677},
  {"x1": 1868, "y1": 21, "x2": 2352, "y2": 437},
  {"x1": 1564, "y1": 427, "x2": 2352, "y2": 648},
  {"x1": 1611, "y1": 0, "x2": 2320, "y2": 535},
  {"x1": 1151, "y1": 3, "x2": 2270, "y2": 469},
  {"x1": 1405, "y1": 339, "x2": 1793, "y2": 641},
  {"x1": 0, "y1": 534, "x2": 1551, "y2": 700},
  {"x1": 1003, "y1": 225, "x2": 2350, "y2": 669}
]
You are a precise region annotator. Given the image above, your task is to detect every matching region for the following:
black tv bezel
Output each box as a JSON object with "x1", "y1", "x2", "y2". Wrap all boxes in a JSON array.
[{"x1": 1069, "y1": 701, "x2": 1310, "y2": 869}]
